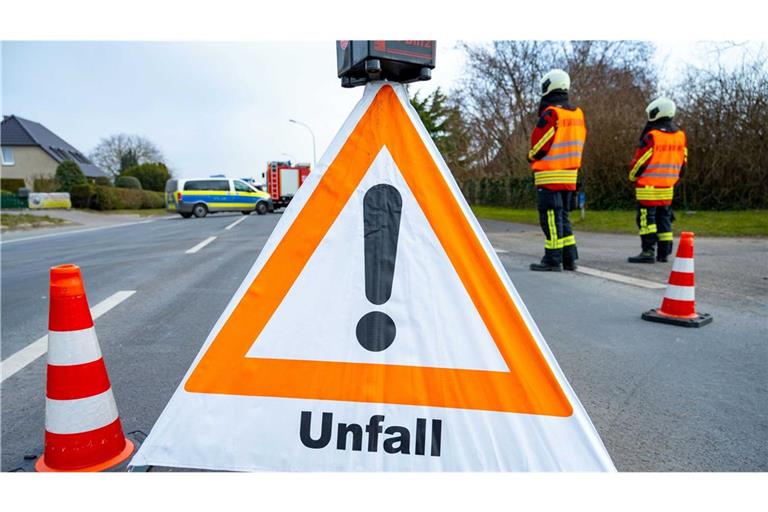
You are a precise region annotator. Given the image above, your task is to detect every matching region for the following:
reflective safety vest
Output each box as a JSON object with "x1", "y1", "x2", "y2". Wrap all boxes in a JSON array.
[
  {"x1": 636, "y1": 130, "x2": 686, "y2": 188},
  {"x1": 635, "y1": 129, "x2": 686, "y2": 204},
  {"x1": 531, "y1": 106, "x2": 586, "y2": 190}
]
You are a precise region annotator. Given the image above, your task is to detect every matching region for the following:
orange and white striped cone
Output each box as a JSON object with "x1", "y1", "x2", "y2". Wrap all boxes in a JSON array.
[
  {"x1": 642, "y1": 232, "x2": 713, "y2": 327},
  {"x1": 35, "y1": 264, "x2": 134, "y2": 472}
]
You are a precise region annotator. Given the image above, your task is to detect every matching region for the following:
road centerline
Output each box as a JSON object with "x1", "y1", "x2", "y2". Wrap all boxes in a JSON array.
[
  {"x1": 185, "y1": 236, "x2": 218, "y2": 254},
  {"x1": 225, "y1": 216, "x2": 248, "y2": 231},
  {"x1": 0, "y1": 290, "x2": 136, "y2": 383}
]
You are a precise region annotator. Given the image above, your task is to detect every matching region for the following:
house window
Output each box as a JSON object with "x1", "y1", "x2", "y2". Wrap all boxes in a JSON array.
[{"x1": 1, "y1": 147, "x2": 14, "y2": 165}]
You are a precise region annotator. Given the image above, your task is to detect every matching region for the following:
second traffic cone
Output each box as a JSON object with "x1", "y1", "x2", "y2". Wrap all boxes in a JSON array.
[
  {"x1": 35, "y1": 264, "x2": 134, "y2": 472},
  {"x1": 642, "y1": 232, "x2": 713, "y2": 327}
]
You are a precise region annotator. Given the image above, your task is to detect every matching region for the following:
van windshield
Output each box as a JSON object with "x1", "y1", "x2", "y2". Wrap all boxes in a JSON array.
[
  {"x1": 234, "y1": 180, "x2": 254, "y2": 192},
  {"x1": 165, "y1": 180, "x2": 177, "y2": 193}
]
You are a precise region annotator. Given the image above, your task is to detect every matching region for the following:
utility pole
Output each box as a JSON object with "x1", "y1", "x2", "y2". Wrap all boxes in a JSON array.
[{"x1": 289, "y1": 119, "x2": 316, "y2": 170}]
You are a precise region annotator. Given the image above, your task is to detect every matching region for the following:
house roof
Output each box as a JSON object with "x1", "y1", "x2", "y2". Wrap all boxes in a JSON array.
[{"x1": 1, "y1": 115, "x2": 108, "y2": 178}]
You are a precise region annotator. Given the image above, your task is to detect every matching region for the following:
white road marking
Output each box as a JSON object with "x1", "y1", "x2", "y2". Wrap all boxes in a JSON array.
[
  {"x1": 494, "y1": 247, "x2": 510, "y2": 254},
  {"x1": 224, "y1": 216, "x2": 248, "y2": 231},
  {"x1": 185, "y1": 236, "x2": 217, "y2": 254},
  {"x1": 575, "y1": 266, "x2": 666, "y2": 289},
  {"x1": 1, "y1": 220, "x2": 156, "y2": 245},
  {"x1": 0, "y1": 290, "x2": 136, "y2": 383}
]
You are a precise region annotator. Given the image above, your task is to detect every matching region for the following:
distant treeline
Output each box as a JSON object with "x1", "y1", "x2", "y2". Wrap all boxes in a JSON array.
[{"x1": 410, "y1": 41, "x2": 768, "y2": 210}]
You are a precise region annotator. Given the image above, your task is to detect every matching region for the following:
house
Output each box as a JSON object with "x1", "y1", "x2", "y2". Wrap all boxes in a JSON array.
[{"x1": 1, "y1": 115, "x2": 108, "y2": 190}]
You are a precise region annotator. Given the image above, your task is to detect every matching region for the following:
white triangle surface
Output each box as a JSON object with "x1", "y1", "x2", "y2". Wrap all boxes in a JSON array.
[{"x1": 247, "y1": 147, "x2": 509, "y2": 372}]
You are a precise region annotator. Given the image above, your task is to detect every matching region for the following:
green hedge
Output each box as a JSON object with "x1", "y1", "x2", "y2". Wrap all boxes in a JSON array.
[
  {"x1": 56, "y1": 160, "x2": 87, "y2": 192},
  {"x1": 0, "y1": 179, "x2": 26, "y2": 194},
  {"x1": 87, "y1": 186, "x2": 164, "y2": 210},
  {"x1": 115, "y1": 176, "x2": 142, "y2": 189},
  {"x1": 461, "y1": 176, "x2": 537, "y2": 208},
  {"x1": 141, "y1": 190, "x2": 164, "y2": 208},
  {"x1": 33, "y1": 177, "x2": 58, "y2": 192},
  {"x1": 70, "y1": 183, "x2": 95, "y2": 208},
  {"x1": 120, "y1": 163, "x2": 171, "y2": 192}
]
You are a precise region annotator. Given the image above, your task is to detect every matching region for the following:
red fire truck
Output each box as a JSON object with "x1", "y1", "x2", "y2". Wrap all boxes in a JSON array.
[{"x1": 262, "y1": 161, "x2": 311, "y2": 209}]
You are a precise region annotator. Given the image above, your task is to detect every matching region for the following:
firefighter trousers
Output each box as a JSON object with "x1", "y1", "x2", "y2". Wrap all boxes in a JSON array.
[
  {"x1": 537, "y1": 189, "x2": 578, "y2": 265},
  {"x1": 636, "y1": 204, "x2": 673, "y2": 258}
]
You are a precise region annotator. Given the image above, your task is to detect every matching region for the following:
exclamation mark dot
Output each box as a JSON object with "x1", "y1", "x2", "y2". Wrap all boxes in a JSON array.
[{"x1": 356, "y1": 184, "x2": 402, "y2": 352}]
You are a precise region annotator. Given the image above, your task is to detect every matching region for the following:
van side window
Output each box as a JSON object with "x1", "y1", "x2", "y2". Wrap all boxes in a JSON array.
[
  {"x1": 234, "y1": 180, "x2": 252, "y2": 192},
  {"x1": 184, "y1": 180, "x2": 230, "y2": 191}
]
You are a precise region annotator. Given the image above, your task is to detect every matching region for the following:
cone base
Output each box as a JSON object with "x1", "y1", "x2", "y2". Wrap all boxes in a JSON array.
[
  {"x1": 642, "y1": 309, "x2": 713, "y2": 328},
  {"x1": 35, "y1": 438, "x2": 134, "y2": 472}
]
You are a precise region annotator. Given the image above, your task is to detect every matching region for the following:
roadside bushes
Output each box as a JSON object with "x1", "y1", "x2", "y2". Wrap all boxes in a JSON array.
[
  {"x1": 70, "y1": 184, "x2": 164, "y2": 210},
  {"x1": 120, "y1": 162, "x2": 170, "y2": 192},
  {"x1": 94, "y1": 176, "x2": 113, "y2": 187},
  {"x1": 70, "y1": 184, "x2": 95, "y2": 208},
  {"x1": 115, "y1": 176, "x2": 142, "y2": 189},
  {"x1": 140, "y1": 190, "x2": 164, "y2": 209},
  {"x1": 461, "y1": 176, "x2": 537, "y2": 208},
  {"x1": 55, "y1": 160, "x2": 87, "y2": 192},
  {"x1": 0, "y1": 179, "x2": 25, "y2": 193},
  {"x1": 33, "y1": 176, "x2": 58, "y2": 192}
]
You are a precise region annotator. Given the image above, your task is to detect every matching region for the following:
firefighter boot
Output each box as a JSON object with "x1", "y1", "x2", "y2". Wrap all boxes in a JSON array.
[
  {"x1": 530, "y1": 255, "x2": 563, "y2": 272},
  {"x1": 530, "y1": 261, "x2": 563, "y2": 272},
  {"x1": 628, "y1": 250, "x2": 655, "y2": 263}
]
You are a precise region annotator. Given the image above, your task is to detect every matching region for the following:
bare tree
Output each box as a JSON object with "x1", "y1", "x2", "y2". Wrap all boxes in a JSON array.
[
  {"x1": 89, "y1": 134, "x2": 165, "y2": 178},
  {"x1": 455, "y1": 40, "x2": 657, "y2": 207},
  {"x1": 674, "y1": 49, "x2": 768, "y2": 209}
]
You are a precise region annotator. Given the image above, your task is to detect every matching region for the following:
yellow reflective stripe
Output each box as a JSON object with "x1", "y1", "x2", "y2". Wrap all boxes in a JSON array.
[
  {"x1": 636, "y1": 186, "x2": 674, "y2": 200},
  {"x1": 544, "y1": 209, "x2": 560, "y2": 249},
  {"x1": 534, "y1": 169, "x2": 578, "y2": 185},
  {"x1": 629, "y1": 148, "x2": 653, "y2": 182},
  {"x1": 638, "y1": 208, "x2": 649, "y2": 235},
  {"x1": 529, "y1": 126, "x2": 556, "y2": 160},
  {"x1": 657, "y1": 232, "x2": 673, "y2": 241},
  {"x1": 560, "y1": 235, "x2": 576, "y2": 247}
]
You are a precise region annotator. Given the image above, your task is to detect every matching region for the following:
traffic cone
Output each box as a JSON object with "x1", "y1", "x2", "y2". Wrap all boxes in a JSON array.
[
  {"x1": 642, "y1": 232, "x2": 713, "y2": 327},
  {"x1": 35, "y1": 264, "x2": 134, "y2": 472}
]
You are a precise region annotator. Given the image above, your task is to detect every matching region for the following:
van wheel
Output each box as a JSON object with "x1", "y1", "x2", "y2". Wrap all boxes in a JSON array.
[
  {"x1": 241, "y1": 210, "x2": 251, "y2": 215},
  {"x1": 255, "y1": 202, "x2": 268, "y2": 215},
  {"x1": 193, "y1": 203, "x2": 208, "y2": 218},
  {"x1": 180, "y1": 212, "x2": 192, "y2": 218}
]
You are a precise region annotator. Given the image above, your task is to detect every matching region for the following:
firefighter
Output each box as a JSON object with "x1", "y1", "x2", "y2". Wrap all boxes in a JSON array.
[
  {"x1": 528, "y1": 69, "x2": 586, "y2": 271},
  {"x1": 627, "y1": 97, "x2": 687, "y2": 263}
]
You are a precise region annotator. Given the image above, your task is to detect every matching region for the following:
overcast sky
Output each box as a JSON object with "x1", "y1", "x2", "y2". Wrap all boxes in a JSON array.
[{"x1": 0, "y1": 41, "x2": 758, "y2": 180}]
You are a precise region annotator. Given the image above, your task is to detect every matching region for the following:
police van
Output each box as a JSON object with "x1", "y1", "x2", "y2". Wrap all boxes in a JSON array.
[{"x1": 165, "y1": 178, "x2": 273, "y2": 218}]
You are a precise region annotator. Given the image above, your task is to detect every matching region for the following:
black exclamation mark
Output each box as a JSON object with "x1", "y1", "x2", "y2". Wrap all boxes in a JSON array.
[{"x1": 356, "y1": 184, "x2": 402, "y2": 352}]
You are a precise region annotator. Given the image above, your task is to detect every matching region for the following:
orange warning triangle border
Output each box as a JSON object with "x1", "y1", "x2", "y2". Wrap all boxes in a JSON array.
[{"x1": 185, "y1": 85, "x2": 573, "y2": 417}]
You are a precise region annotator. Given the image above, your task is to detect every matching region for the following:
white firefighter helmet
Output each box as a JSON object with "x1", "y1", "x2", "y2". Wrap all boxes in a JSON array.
[
  {"x1": 646, "y1": 97, "x2": 676, "y2": 121},
  {"x1": 540, "y1": 69, "x2": 570, "y2": 96}
]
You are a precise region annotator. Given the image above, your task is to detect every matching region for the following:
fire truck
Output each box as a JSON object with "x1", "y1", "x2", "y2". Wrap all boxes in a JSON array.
[{"x1": 262, "y1": 161, "x2": 311, "y2": 209}]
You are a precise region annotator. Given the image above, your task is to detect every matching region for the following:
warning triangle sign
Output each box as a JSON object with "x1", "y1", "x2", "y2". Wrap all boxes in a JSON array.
[{"x1": 132, "y1": 83, "x2": 614, "y2": 471}]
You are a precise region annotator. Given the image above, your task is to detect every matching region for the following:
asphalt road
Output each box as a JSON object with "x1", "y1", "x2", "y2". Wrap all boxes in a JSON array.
[{"x1": 1, "y1": 213, "x2": 766, "y2": 471}]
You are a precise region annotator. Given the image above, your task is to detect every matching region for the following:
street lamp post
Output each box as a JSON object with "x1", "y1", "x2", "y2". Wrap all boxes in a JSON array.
[{"x1": 289, "y1": 118, "x2": 316, "y2": 169}]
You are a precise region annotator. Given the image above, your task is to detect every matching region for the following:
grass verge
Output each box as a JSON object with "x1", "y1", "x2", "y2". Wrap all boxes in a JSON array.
[
  {"x1": 76, "y1": 208, "x2": 169, "y2": 217},
  {"x1": 1, "y1": 212, "x2": 68, "y2": 230},
  {"x1": 471, "y1": 206, "x2": 768, "y2": 237}
]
